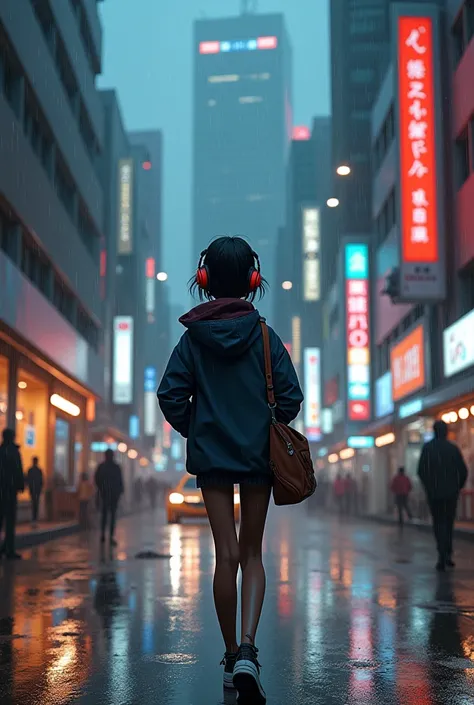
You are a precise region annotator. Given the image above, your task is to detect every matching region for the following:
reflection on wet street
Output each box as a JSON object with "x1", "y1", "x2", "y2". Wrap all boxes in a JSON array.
[{"x1": 1, "y1": 508, "x2": 474, "y2": 704}]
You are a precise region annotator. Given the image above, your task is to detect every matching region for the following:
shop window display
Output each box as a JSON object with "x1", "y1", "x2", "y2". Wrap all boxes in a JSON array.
[
  {"x1": 16, "y1": 369, "x2": 48, "y2": 492},
  {"x1": 0, "y1": 356, "x2": 8, "y2": 434},
  {"x1": 54, "y1": 418, "x2": 71, "y2": 485}
]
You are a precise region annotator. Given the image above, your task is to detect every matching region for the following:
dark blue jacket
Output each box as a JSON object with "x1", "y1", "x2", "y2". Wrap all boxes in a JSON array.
[{"x1": 157, "y1": 299, "x2": 303, "y2": 478}]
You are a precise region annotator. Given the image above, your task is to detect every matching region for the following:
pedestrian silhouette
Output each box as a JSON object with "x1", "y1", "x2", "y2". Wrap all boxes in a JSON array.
[
  {"x1": 391, "y1": 466, "x2": 413, "y2": 527},
  {"x1": 0, "y1": 428, "x2": 25, "y2": 559},
  {"x1": 27, "y1": 456, "x2": 44, "y2": 527},
  {"x1": 95, "y1": 449, "x2": 124, "y2": 547},
  {"x1": 418, "y1": 420, "x2": 468, "y2": 571}
]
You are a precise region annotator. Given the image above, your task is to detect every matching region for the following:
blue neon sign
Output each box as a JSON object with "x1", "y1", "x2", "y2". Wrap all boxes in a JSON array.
[
  {"x1": 348, "y1": 436, "x2": 374, "y2": 449},
  {"x1": 345, "y1": 244, "x2": 369, "y2": 280}
]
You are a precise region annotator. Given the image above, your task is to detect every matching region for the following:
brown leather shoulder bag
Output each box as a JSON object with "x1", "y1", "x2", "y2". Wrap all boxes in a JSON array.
[{"x1": 260, "y1": 321, "x2": 317, "y2": 506}]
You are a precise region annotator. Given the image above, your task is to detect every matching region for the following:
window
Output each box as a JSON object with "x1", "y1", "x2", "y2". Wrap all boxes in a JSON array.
[
  {"x1": 350, "y1": 68, "x2": 376, "y2": 84},
  {"x1": 467, "y1": 0, "x2": 474, "y2": 42},
  {"x1": 455, "y1": 130, "x2": 470, "y2": 188},
  {"x1": 452, "y1": 12, "x2": 465, "y2": 65},
  {"x1": 184, "y1": 477, "x2": 196, "y2": 490},
  {"x1": 55, "y1": 156, "x2": 76, "y2": 218}
]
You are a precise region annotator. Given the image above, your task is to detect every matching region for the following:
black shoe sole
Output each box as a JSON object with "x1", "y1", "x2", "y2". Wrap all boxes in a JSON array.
[{"x1": 234, "y1": 673, "x2": 266, "y2": 704}]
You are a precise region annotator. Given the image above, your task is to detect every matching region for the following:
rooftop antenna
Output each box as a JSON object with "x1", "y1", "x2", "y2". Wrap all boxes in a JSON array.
[{"x1": 241, "y1": 0, "x2": 258, "y2": 14}]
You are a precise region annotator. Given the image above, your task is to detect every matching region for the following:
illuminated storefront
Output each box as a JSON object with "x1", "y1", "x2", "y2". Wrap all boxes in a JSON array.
[{"x1": 0, "y1": 338, "x2": 97, "y2": 521}]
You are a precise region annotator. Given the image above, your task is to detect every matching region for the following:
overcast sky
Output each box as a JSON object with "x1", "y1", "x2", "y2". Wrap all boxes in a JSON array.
[{"x1": 98, "y1": 0, "x2": 330, "y2": 309}]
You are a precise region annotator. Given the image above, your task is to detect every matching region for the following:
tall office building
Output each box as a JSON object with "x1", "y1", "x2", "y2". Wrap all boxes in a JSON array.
[
  {"x1": 329, "y1": 0, "x2": 390, "y2": 286},
  {"x1": 193, "y1": 13, "x2": 292, "y2": 315},
  {"x1": 328, "y1": 0, "x2": 445, "y2": 292}
]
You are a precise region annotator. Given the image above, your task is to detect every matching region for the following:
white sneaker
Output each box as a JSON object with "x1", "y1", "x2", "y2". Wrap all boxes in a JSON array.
[
  {"x1": 232, "y1": 643, "x2": 266, "y2": 703},
  {"x1": 220, "y1": 651, "x2": 237, "y2": 690}
]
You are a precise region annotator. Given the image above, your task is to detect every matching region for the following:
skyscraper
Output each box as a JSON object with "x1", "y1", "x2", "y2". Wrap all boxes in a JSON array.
[{"x1": 193, "y1": 13, "x2": 292, "y2": 315}]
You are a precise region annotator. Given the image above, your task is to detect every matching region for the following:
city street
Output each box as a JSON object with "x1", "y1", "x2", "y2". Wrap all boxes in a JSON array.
[{"x1": 1, "y1": 508, "x2": 474, "y2": 705}]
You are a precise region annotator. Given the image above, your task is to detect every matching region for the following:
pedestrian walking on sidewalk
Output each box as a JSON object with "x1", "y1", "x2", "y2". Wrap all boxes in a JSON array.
[
  {"x1": 391, "y1": 466, "x2": 413, "y2": 526},
  {"x1": 27, "y1": 456, "x2": 44, "y2": 527},
  {"x1": 418, "y1": 420, "x2": 468, "y2": 572},
  {"x1": 158, "y1": 237, "x2": 303, "y2": 704},
  {"x1": 95, "y1": 449, "x2": 124, "y2": 547},
  {"x1": 0, "y1": 428, "x2": 24, "y2": 560}
]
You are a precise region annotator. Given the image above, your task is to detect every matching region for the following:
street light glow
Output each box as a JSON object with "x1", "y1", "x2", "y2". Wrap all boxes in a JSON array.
[
  {"x1": 282, "y1": 280, "x2": 293, "y2": 290},
  {"x1": 336, "y1": 165, "x2": 351, "y2": 176},
  {"x1": 327, "y1": 198, "x2": 340, "y2": 208},
  {"x1": 156, "y1": 272, "x2": 168, "y2": 281}
]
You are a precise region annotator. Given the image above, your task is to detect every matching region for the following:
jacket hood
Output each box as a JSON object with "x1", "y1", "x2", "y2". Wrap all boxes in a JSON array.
[{"x1": 180, "y1": 299, "x2": 261, "y2": 357}]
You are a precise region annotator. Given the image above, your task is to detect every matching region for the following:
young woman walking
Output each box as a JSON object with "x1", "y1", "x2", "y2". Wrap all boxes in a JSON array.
[{"x1": 157, "y1": 236, "x2": 303, "y2": 704}]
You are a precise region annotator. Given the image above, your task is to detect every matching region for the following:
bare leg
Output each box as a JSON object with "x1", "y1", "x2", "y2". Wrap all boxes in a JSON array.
[
  {"x1": 239, "y1": 484, "x2": 271, "y2": 645},
  {"x1": 202, "y1": 485, "x2": 239, "y2": 653}
]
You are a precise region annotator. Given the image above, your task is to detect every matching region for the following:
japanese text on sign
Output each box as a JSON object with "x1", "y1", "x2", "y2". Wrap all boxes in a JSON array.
[
  {"x1": 390, "y1": 324, "x2": 425, "y2": 402},
  {"x1": 398, "y1": 17, "x2": 438, "y2": 263},
  {"x1": 345, "y1": 244, "x2": 371, "y2": 422},
  {"x1": 118, "y1": 159, "x2": 133, "y2": 255}
]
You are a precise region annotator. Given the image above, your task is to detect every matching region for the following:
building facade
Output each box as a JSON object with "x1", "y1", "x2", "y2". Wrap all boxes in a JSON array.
[
  {"x1": 193, "y1": 13, "x2": 292, "y2": 317},
  {"x1": 320, "y1": 1, "x2": 474, "y2": 523},
  {"x1": 0, "y1": 0, "x2": 105, "y2": 518},
  {"x1": 98, "y1": 92, "x2": 166, "y2": 485}
]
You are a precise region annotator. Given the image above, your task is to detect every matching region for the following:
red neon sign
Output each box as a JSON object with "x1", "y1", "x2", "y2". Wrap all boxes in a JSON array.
[
  {"x1": 146, "y1": 257, "x2": 155, "y2": 279},
  {"x1": 398, "y1": 16, "x2": 438, "y2": 263},
  {"x1": 257, "y1": 36, "x2": 278, "y2": 50},
  {"x1": 292, "y1": 126, "x2": 310, "y2": 141},
  {"x1": 346, "y1": 278, "x2": 370, "y2": 421},
  {"x1": 199, "y1": 41, "x2": 220, "y2": 54}
]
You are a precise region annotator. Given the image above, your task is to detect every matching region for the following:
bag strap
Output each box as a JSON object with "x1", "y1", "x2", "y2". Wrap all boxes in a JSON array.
[{"x1": 260, "y1": 320, "x2": 276, "y2": 408}]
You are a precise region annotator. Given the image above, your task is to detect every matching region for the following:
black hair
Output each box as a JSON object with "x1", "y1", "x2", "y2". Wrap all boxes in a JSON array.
[
  {"x1": 105, "y1": 448, "x2": 114, "y2": 461},
  {"x1": 189, "y1": 236, "x2": 267, "y2": 302},
  {"x1": 398, "y1": 466, "x2": 405, "y2": 473},
  {"x1": 2, "y1": 428, "x2": 14, "y2": 443},
  {"x1": 433, "y1": 419, "x2": 448, "y2": 439}
]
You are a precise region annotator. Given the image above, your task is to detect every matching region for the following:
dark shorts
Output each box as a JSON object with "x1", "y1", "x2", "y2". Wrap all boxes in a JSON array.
[{"x1": 196, "y1": 471, "x2": 273, "y2": 489}]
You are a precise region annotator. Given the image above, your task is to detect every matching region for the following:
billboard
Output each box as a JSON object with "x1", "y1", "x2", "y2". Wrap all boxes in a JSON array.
[
  {"x1": 391, "y1": 324, "x2": 425, "y2": 402},
  {"x1": 117, "y1": 159, "x2": 133, "y2": 255},
  {"x1": 345, "y1": 243, "x2": 371, "y2": 421},
  {"x1": 199, "y1": 36, "x2": 278, "y2": 54},
  {"x1": 375, "y1": 372, "x2": 394, "y2": 418},
  {"x1": 302, "y1": 207, "x2": 320, "y2": 302},
  {"x1": 145, "y1": 258, "x2": 155, "y2": 316},
  {"x1": 395, "y1": 12, "x2": 444, "y2": 301},
  {"x1": 144, "y1": 366, "x2": 157, "y2": 436},
  {"x1": 304, "y1": 348, "x2": 321, "y2": 442},
  {"x1": 443, "y1": 309, "x2": 474, "y2": 378},
  {"x1": 113, "y1": 317, "x2": 133, "y2": 404}
]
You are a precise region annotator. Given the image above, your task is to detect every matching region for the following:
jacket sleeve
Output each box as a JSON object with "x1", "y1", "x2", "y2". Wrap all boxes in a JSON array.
[
  {"x1": 417, "y1": 445, "x2": 429, "y2": 490},
  {"x1": 271, "y1": 333, "x2": 304, "y2": 424},
  {"x1": 94, "y1": 466, "x2": 102, "y2": 493},
  {"x1": 157, "y1": 335, "x2": 195, "y2": 438},
  {"x1": 117, "y1": 466, "x2": 125, "y2": 496},
  {"x1": 456, "y1": 448, "x2": 468, "y2": 491},
  {"x1": 14, "y1": 448, "x2": 24, "y2": 493}
]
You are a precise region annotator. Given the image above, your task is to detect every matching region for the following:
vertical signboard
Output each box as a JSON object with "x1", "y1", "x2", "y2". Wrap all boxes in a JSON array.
[
  {"x1": 390, "y1": 324, "x2": 425, "y2": 402},
  {"x1": 304, "y1": 348, "x2": 321, "y2": 442},
  {"x1": 144, "y1": 366, "x2": 157, "y2": 436},
  {"x1": 118, "y1": 159, "x2": 133, "y2": 255},
  {"x1": 395, "y1": 12, "x2": 444, "y2": 300},
  {"x1": 302, "y1": 207, "x2": 321, "y2": 302},
  {"x1": 113, "y1": 316, "x2": 133, "y2": 404},
  {"x1": 145, "y1": 257, "x2": 156, "y2": 316},
  {"x1": 345, "y1": 243, "x2": 371, "y2": 421}
]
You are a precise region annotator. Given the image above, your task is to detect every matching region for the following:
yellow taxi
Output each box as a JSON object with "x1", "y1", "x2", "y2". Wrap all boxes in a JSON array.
[{"x1": 167, "y1": 474, "x2": 240, "y2": 523}]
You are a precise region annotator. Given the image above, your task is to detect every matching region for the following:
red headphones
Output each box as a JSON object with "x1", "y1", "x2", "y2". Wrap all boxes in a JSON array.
[{"x1": 196, "y1": 249, "x2": 262, "y2": 293}]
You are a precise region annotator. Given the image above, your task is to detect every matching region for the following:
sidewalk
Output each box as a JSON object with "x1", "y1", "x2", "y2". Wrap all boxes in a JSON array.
[
  {"x1": 368, "y1": 513, "x2": 474, "y2": 541},
  {"x1": 15, "y1": 520, "x2": 80, "y2": 549}
]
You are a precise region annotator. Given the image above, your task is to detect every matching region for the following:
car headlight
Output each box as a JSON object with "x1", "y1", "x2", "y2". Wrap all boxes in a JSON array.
[
  {"x1": 169, "y1": 492, "x2": 184, "y2": 505},
  {"x1": 234, "y1": 493, "x2": 240, "y2": 506}
]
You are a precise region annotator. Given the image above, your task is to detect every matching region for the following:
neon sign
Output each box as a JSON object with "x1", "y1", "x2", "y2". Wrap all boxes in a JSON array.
[
  {"x1": 345, "y1": 244, "x2": 371, "y2": 422},
  {"x1": 398, "y1": 17, "x2": 438, "y2": 264},
  {"x1": 199, "y1": 36, "x2": 278, "y2": 54}
]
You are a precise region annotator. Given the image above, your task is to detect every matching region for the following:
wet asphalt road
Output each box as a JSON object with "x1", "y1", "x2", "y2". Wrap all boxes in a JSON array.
[{"x1": 1, "y1": 507, "x2": 474, "y2": 705}]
